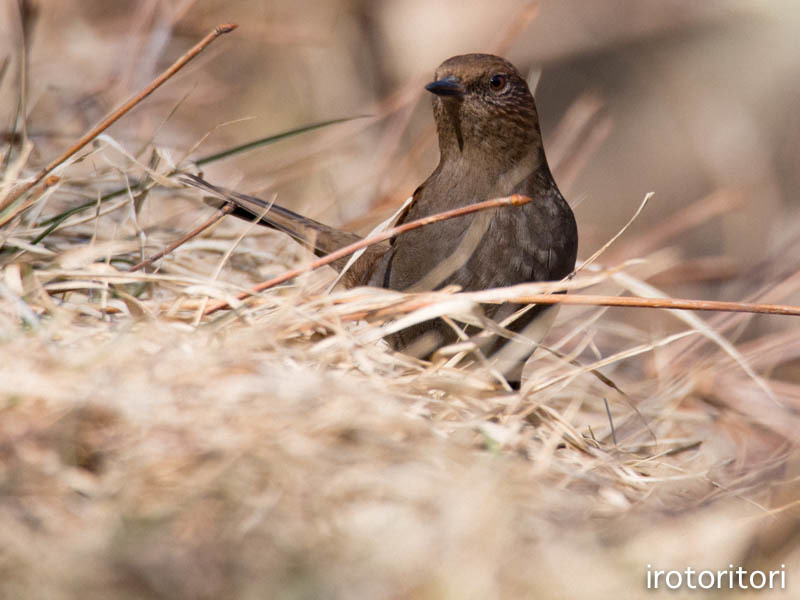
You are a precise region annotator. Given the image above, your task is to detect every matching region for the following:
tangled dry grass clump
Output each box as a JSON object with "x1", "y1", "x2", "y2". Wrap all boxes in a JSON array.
[{"x1": 2, "y1": 10, "x2": 800, "y2": 600}]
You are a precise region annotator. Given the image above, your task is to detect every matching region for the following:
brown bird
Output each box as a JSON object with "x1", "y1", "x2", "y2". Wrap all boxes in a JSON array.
[{"x1": 184, "y1": 54, "x2": 578, "y2": 383}]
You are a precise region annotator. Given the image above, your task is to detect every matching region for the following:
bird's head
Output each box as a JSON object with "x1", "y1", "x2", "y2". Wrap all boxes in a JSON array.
[{"x1": 425, "y1": 54, "x2": 542, "y2": 169}]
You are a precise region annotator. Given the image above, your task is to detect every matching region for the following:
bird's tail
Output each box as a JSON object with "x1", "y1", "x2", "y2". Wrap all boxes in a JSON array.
[{"x1": 181, "y1": 174, "x2": 363, "y2": 271}]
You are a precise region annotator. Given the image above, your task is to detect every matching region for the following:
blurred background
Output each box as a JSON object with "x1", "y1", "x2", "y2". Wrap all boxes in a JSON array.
[{"x1": 3, "y1": 0, "x2": 799, "y2": 284}]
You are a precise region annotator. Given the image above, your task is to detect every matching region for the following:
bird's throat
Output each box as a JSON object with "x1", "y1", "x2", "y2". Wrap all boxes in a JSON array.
[{"x1": 441, "y1": 100, "x2": 464, "y2": 153}]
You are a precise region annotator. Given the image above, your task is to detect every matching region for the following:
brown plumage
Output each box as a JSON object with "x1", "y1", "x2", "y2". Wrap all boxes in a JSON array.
[{"x1": 184, "y1": 54, "x2": 578, "y2": 381}]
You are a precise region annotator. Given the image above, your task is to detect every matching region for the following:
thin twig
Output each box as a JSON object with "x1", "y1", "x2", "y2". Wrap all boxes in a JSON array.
[
  {"x1": 202, "y1": 193, "x2": 533, "y2": 315},
  {"x1": 606, "y1": 187, "x2": 745, "y2": 262},
  {"x1": 287, "y1": 290, "x2": 800, "y2": 326},
  {"x1": 440, "y1": 292, "x2": 800, "y2": 318},
  {"x1": 603, "y1": 397, "x2": 618, "y2": 446},
  {"x1": 576, "y1": 192, "x2": 652, "y2": 274},
  {"x1": 0, "y1": 23, "x2": 238, "y2": 221},
  {"x1": 129, "y1": 203, "x2": 234, "y2": 272}
]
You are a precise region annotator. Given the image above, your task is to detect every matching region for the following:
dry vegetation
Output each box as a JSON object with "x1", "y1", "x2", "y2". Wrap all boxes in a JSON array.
[{"x1": 1, "y1": 1, "x2": 799, "y2": 598}]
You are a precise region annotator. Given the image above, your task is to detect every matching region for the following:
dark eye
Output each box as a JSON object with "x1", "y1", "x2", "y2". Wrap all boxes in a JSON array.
[{"x1": 489, "y1": 74, "x2": 507, "y2": 91}]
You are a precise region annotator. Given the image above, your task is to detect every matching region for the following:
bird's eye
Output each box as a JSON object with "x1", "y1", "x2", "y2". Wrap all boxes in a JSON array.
[{"x1": 489, "y1": 74, "x2": 507, "y2": 91}]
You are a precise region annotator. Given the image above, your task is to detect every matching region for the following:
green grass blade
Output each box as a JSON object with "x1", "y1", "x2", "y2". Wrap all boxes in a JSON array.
[
  {"x1": 193, "y1": 116, "x2": 369, "y2": 166},
  {"x1": 30, "y1": 116, "x2": 367, "y2": 245}
]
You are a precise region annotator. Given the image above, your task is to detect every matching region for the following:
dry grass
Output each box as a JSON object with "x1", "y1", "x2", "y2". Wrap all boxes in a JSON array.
[{"x1": 2, "y1": 2, "x2": 800, "y2": 599}]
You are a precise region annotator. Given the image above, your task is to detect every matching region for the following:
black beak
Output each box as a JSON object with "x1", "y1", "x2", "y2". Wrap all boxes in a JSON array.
[{"x1": 425, "y1": 75, "x2": 464, "y2": 97}]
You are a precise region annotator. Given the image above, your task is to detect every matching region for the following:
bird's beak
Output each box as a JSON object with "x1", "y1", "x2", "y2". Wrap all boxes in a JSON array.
[{"x1": 425, "y1": 75, "x2": 464, "y2": 97}]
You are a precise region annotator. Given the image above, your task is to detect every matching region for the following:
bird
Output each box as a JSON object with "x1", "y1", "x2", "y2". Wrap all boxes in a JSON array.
[{"x1": 184, "y1": 53, "x2": 578, "y2": 384}]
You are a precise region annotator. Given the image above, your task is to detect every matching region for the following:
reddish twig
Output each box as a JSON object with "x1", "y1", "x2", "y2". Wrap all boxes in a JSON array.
[
  {"x1": 202, "y1": 193, "x2": 533, "y2": 315},
  {"x1": 319, "y1": 291, "x2": 800, "y2": 325},
  {"x1": 130, "y1": 203, "x2": 234, "y2": 272},
  {"x1": 0, "y1": 23, "x2": 238, "y2": 223},
  {"x1": 491, "y1": 293, "x2": 800, "y2": 317}
]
